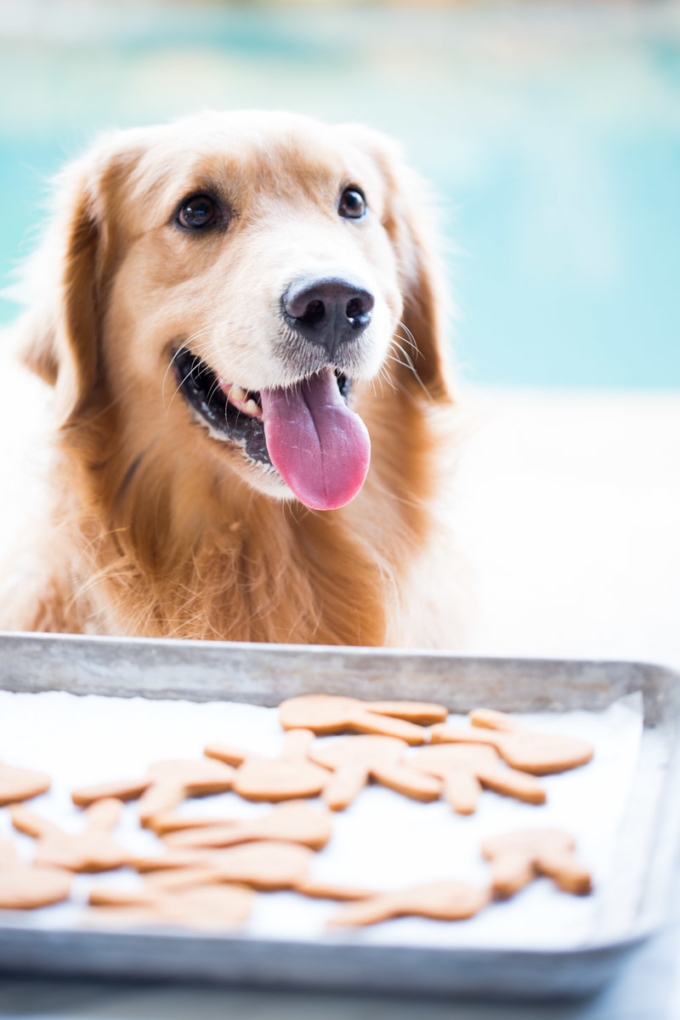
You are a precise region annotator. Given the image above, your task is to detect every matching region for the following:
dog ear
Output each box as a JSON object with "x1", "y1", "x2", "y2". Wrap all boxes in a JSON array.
[
  {"x1": 346, "y1": 126, "x2": 454, "y2": 402},
  {"x1": 15, "y1": 140, "x2": 139, "y2": 425}
]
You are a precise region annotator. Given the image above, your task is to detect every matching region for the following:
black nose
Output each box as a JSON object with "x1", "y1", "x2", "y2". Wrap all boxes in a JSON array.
[{"x1": 283, "y1": 277, "x2": 374, "y2": 358}]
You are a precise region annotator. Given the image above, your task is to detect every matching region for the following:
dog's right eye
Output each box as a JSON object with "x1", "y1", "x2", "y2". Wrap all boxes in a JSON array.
[{"x1": 176, "y1": 195, "x2": 218, "y2": 230}]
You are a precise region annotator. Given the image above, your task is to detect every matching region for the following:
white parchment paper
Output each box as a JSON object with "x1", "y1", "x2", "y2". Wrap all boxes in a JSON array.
[{"x1": 0, "y1": 690, "x2": 643, "y2": 949}]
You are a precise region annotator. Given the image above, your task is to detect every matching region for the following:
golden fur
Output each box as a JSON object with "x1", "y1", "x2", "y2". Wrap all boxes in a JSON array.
[{"x1": 1, "y1": 111, "x2": 461, "y2": 646}]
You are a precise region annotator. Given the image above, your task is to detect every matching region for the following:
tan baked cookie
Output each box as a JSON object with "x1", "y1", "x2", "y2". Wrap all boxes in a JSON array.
[
  {"x1": 0, "y1": 839, "x2": 72, "y2": 909},
  {"x1": 410, "y1": 745, "x2": 545, "y2": 814},
  {"x1": 135, "y1": 841, "x2": 372, "y2": 901},
  {"x1": 134, "y1": 841, "x2": 314, "y2": 890},
  {"x1": 163, "y1": 801, "x2": 332, "y2": 851},
  {"x1": 309, "y1": 735, "x2": 441, "y2": 811},
  {"x1": 329, "y1": 881, "x2": 490, "y2": 927},
  {"x1": 88, "y1": 882, "x2": 253, "y2": 930},
  {"x1": 132, "y1": 847, "x2": 222, "y2": 873},
  {"x1": 277, "y1": 693, "x2": 430, "y2": 742},
  {"x1": 293, "y1": 876, "x2": 375, "y2": 901},
  {"x1": 431, "y1": 708, "x2": 594, "y2": 775},
  {"x1": 0, "y1": 761, "x2": 51, "y2": 807},
  {"x1": 481, "y1": 828, "x2": 592, "y2": 898},
  {"x1": 11, "y1": 799, "x2": 130, "y2": 873},
  {"x1": 205, "y1": 729, "x2": 330, "y2": 802},
  {"x1": 148, "y1": 812, "x2": 222, "y2": 835},
  {"x1": 72, "y1": 758, "x2": 236, "y2": 826},
  {"x1": 359, "y1": 701, "x2": 448, "y2": 725}
]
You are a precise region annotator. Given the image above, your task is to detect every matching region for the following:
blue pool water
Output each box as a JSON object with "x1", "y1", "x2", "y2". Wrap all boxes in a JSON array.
[{"x1": 0, "y1": 2, "x2": 678, "y2": 388}]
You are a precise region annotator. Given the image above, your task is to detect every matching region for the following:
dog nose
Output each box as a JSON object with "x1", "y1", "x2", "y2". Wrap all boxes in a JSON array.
[{"x1": 283, "y1": 277, "x2": 374, "y2": 357}]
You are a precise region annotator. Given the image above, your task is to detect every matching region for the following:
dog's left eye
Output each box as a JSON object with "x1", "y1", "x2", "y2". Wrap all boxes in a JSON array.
[
  {"x1": 338, "y1": 187, "x2": 367, "y2": 219},
  {"x1": 177, "y1": 195, "x2": 218, "y2": 230}
]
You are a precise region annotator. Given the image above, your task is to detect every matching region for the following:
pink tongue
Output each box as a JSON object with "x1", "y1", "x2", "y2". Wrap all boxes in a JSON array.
[{"x1": 260, "y1": 369, "x2": 370, "y2": 511}]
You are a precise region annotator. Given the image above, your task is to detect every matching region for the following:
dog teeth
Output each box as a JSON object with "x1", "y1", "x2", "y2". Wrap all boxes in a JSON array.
[
  {"x1": 243, "y1": 399, "x2": 263, "y2": 419},
  {"x1": 224, "y1": 382, "x2": 262, "y2": 420}
]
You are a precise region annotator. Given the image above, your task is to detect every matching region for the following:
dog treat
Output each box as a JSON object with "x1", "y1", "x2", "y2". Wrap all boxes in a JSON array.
[
  {"x1": 133, "y1": 847, "x2": 224, "y2": 873},
  {"x1": 151, "y1": 868, "x2": 373, "y2": 903},
  {"x1": 329, "y1": 880, "x2": 490, "y2": 927},
  {"x1": 410, "y1": 745, "x2": 545, "y2": 814},
  {"x1": 148, "y1": 812, "x2": 224, "y2": 836},
  {"x1": 72, "y1": 758, "x2": 237, "y2": 826},
  {"x1": 0, "y1": 761, "x2": 51, "y2": 807},
  {"x1": 135, "y1": 841, "x2": 372, "y2": 901},
  {"x1": 292, "y1": 876, "x2": 375, "y2": 901},
  {"x1": 309, "y1": 735, "x2": 441, "y2": 811},
  {"x1": 481, "y1": 828, "x2": 592, "y2": 899},
  {"x1": 360, "y1": 701, "x2": 448, "y2": 725},
  {"x1": 279, "y1": 695, "x2": 430, "y2": 744},
  {"x1": 87, "y1": 882, "x2": 253, "y2": 931},
  {"x1": 134, "y1": 841, "x2": 315, "y2": 891},
  {"x1": 205, "y1": 729, "x2": 330, "y2": 801},
  {"x1": 0, "y1": 839, "x2": 72, "y2": 909},
  {"x1": 430, "y1": 708, "x2": 594, "y2": 775},
  {"x1": 163, "y1": 801, "x2": 332, "y2": 851},
  {"x1": 11, "y1": 799, "x2": 130, "y2": 873}
]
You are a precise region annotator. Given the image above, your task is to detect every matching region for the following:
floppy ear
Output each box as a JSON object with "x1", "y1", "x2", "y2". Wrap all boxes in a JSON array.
[
  {"x1": 349, "y1": 127, "x2": 454, "y2": 402},
  {"x1": 15, "y1": 140, "x2": 138, "y2": 425}
]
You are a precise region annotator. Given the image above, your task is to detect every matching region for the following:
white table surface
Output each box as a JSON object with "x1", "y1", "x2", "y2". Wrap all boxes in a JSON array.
[{"x1": 0, "y1": 352, "x2": 679, "y2": 1018}]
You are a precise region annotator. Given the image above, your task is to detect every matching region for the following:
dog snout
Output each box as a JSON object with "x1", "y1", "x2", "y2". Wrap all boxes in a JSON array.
[{"x1": 283, "y1": 277, "x2": 374, "y2": 359}]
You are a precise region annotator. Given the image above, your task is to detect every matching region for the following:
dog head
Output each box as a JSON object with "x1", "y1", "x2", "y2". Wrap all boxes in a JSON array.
[{"x1": 17, "y1": 111, "x2": 452, "y2": 513}]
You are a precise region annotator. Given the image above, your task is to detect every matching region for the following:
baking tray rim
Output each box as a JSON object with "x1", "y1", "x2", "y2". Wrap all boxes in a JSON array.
[
  {"x1": 1, "y1": 631, "x2": 679, "y2": 995},
  {"x1": 0, "y1": 627, "x2": 678, "y2": 674}
]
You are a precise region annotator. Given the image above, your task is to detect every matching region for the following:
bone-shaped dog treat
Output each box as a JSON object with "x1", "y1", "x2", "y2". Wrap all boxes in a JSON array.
[
  {"x1": 0, "y1": 761, "x2": 51, "y2": 806},
  {"x1": 205, "y1": 729, "x2": 330, "y2": 801},
  {"x1": 410, "y1": 745, "x2": 545, "y2": 814},
  {"x1": 134, "y1": 841, "x2": 372, "y2": 901},
  {"x1": 88, "y1": 881, "x2": 253, "y2": 930},
  {"x1": 71, "y1": 758, "x2": 237, "y2": 826},
  {"x1": 11, "y1": 799, "x2": 130, "y2": 873},
  {"x1": 309, "y1": 735, "x2": 441, "y2": 811},
  {"x1": 481, "y1": 828, "x2": 592, "y2": 899},
  {"x1": 163, "y1": 801, "x2": 332, "y2": 851},
  {"x1": 279, "y1": 696, "x2": 435, "y2": 744},
  {"x1": 0, "y1": 839, "x2": 72, "y2": 909},
  {"x1": 329, "y1": 880, "x2": 490, "y2": 927},
  {"x1": 430, "y1": 708, "x2": 594, "y2": 775}
]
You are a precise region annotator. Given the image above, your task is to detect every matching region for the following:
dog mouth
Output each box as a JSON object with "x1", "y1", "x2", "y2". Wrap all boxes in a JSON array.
[{"x1": 174, "y1": 348, "x2": 371, "y2": 511}]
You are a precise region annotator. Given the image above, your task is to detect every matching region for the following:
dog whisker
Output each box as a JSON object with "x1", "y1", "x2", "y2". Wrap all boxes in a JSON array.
[
  {"x1": 396, "y1": 320, "x2": 419, "y2": 355},
  {"x1": 161, "y1": 330, "x2": 219, "y2": 410}
]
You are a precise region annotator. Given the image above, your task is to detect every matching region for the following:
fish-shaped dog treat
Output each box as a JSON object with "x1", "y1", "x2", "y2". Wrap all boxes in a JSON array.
[
  {"x1": 431, "y1": 708, "x2": 594, "y2": 775},
  {"x1": 11, "y1": 799, "x2": 130, "y2": 873},
  {"x1": 329, "y1": 880, "x2": 490, "y2": 927},
  {"x1": 72, "y1": 758, "x2": 237, "y2": 827},
  {"x1": 162, "y1": 801, "x2": 332, "y2": 851},
  {"x1": 410, "y1": 744, "x2": 545, "y2": 814},
  {"x1": 278, "y1": 695, "x2": 438, "y2": 744},
  {"x1": 88, "y1": 882, "x2": 254, "y2": 930},
  {"x1": 134, "y1": 840, "x2": 372, "y2": 901},
  {"x1": 0, "y1": 761, "x2": 50, "y2": 806},
  {"x1": 309, "y1": 735, "x2": 441, "y2": 811},
  {"x1": 0, "y1": 839, "x2": 71, "y2": 909},
  {"x1": 481, "y1": 828, "x2": 592, "y2": 899},
  {"x1": 205, "y1": 729, "x2": 330, "y2": 802}
]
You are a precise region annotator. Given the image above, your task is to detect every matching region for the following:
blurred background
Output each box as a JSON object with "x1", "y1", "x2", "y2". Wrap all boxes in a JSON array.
[
  {"x1": 1, "y1": 0, "x2": 679, "y2": 387},
  {"x1": 0, "y1": 0, "x2": 679, "y2": 666}
]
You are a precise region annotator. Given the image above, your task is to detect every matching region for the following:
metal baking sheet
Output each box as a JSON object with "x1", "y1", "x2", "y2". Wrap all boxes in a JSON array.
[{"x1": 0, "y1": 630, "x2": 679, "y2": 1001}]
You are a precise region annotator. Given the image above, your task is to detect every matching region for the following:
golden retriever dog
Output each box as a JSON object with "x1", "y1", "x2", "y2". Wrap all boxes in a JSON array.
[{"x1": 0, "y1": 111, "x2": 462, "y2": 646}]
